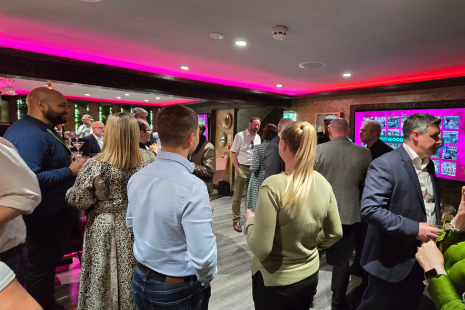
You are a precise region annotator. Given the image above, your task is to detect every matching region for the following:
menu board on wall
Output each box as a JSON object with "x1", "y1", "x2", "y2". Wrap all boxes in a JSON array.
[{"x1": 354, "y1": 108, "x2": 465, "y2": 182}]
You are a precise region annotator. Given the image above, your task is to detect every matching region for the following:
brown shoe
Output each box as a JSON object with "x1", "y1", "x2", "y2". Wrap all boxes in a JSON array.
[{"x1": 233, "y1": 222, "x2": 242, "y2": 232}]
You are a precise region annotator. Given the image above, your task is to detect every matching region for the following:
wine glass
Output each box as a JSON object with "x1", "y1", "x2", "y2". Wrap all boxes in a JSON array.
[
  {"x1": 65, "y1": 132, "x2": 74, "y2": 147},
  {"x1": 72, "y1": 141, "x2": 83, "y2": 153}
]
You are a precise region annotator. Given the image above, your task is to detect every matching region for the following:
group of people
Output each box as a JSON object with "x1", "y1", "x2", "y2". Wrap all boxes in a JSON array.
[
  {"x1": 230, "y1": 114, "x2": 465, "y2": 310},
  {"x1": 0, "y1": 86, "x2": 464, "y2": 310}
]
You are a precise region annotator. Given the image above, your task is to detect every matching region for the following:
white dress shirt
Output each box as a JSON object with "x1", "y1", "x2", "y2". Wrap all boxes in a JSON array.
[
  {"x1": 0, "y1": 138, "x2": 41, "y2": 253},
  {"x1": 403, "y1": 143, "x2": 436, "y2": 223},
  {"x1": 0, "y1": 262, "x2": 15, "y2": 291},
  {"x1": 230, "y1": 129, "x2": 261, "y2": 166},
  {"x1": 93, "y1": 134, "x2": 104, "y2": 148}
]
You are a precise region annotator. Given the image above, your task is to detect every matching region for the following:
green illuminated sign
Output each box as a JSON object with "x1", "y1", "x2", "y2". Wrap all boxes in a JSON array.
[
  {"x1": 380, "y1": 136, "x2": 403, "y2": 143},
  {"x1": 283, "y1": 111, "x2": 297, "y2": 121}
]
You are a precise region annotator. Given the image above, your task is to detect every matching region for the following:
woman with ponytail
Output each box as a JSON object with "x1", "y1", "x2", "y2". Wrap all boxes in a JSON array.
[{"x1": 246, "y1": 121, "x2": 343, "y2": 310}]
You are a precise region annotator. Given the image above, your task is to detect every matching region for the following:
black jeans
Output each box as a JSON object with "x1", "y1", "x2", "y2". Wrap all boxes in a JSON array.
[
  {"x1": 358, "y1": 263, "x2": 425, "y2": 310},
  {"x1": 23, "y1": 207, "x2": 75, "y2": 309},
  {"x1": 331, "y1": 223, "x2": 357, "y2": 310},
  {"x1": 252, "y1": 270, "x2": 318, "y2": 310}
]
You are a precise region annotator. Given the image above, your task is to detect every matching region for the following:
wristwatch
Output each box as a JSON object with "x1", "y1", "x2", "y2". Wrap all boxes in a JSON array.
[{"x1": 423, "y1": 268, "x2": 447, "y2": 285}]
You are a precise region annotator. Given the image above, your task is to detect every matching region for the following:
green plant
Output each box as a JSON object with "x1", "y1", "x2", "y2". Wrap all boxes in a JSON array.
[
  {"x1": 99, "y1": 105, "x2": 112, "y2": 125},
  {"x1": 17, "y1": 97, "x2": 28, "y2": 119}
]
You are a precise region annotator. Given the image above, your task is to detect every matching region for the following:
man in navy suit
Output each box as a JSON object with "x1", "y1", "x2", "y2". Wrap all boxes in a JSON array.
[{"x1": 358, "y1": 113, "x2": 443, "y2": 310}]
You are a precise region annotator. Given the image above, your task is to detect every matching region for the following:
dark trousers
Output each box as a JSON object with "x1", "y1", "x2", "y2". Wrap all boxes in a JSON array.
[
  {"x1": 358, "y1": 263, "x2": 425, "y2": 310},
  {"x1": 252, "y1": 270, "x2": 318, "y2": 310},
  {"x1": 331, "y1": 223, "x2": 357, "y2": 310},
  {"x1": 0, "y1": 244, "x2": 26, "y2": 285},
  {"x1": 353, "y1": 220, "x2": 368, "y2": 269},
  {"x1": 131, "y1": 264, "x2": 211, "y2": 310},
  {"x1": 23, "y1": 207, "x2": 75, "y2": 309}
]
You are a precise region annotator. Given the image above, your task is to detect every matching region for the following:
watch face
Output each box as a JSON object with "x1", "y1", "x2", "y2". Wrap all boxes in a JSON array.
[{"x1": 425, "y1": 268, "x2": 438, "y2": 281}]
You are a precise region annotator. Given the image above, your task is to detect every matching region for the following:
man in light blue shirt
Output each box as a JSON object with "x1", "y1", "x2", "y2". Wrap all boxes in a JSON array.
[{"x1": 127, "y1": 104, "x2": 217, "y2": 310}]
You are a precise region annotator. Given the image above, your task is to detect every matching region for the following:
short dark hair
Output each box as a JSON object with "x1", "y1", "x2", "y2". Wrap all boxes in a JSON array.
[
  {"x1": 262, "y1": 124, "x2": 278, "y2": 141},
  {"x1": 157, "y1": 105, "x2": 199, "y2": 147},
  {"x1": 249, "y1": 117, "x2": 261, "y2": 123},
  {"x1": 403, "y1": 113, "x2": 441, "y2": 140},
  {"x1": 137, "y1": 119, "x2": 149, "y2": 132}
]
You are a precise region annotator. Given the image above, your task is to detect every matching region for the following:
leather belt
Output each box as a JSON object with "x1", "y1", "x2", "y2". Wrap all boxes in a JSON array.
[
  {"x1": 239, "y1": 164, "x2": 251, "y2": 168},
  {"x1": 137, "y1": 262, "x2": 196, "y2": 285},
  {"x1": 0, "y1": 244, "x2": 23, "y2": 262}
]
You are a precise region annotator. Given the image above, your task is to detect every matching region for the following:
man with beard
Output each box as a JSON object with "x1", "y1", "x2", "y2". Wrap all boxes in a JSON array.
[
  {"x1": 358, "y1": 113, "x2": 443, "y2": 310},
  {"x1": 230, "y1": 117, "x2": 261, "y2": 232},
  {"x1": 4, "y1": 87, "x2": 87, "y2": 310}
]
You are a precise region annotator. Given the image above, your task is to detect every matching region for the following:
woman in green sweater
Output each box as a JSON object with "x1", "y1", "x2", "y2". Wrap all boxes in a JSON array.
[
  {"x1": 245, "y1": 121, "x2": 343, "y2": 310},
  {"x1": 416, "y1": 186, "x2": 465, "y2": 310}
]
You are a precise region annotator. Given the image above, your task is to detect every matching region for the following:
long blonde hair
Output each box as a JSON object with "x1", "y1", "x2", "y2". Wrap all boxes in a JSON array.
[
  {"x1": 94, "y1": 112, "x2": 143, "y2": 169},
  {"x1": 281, "y1": 121, "x2": 317, "y2": 208}
]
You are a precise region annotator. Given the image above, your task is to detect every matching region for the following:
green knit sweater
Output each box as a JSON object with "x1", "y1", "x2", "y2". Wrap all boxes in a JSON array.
[
  {"x1": 429, "y1": 229, "x2": 465, "y2": 310},
  {"x1": 246, "y1": 172, "x2": 343, "y2": 286}
]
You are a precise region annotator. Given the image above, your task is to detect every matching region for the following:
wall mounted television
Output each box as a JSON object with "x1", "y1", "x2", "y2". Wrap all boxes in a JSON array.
[
  {"x1": 198, "y1": 114, "x2": 208, "y2": 141},
  {"x1": 354, "y1": 106, "x2": 465, "y2": 182}
]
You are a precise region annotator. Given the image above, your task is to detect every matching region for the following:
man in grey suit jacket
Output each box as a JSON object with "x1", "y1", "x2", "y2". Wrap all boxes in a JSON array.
[
  {"x1": 315, "y1": 118, "x2": 371, "y2": 310},
  {"x1": 358, "y1": 113, "x2": 443, "y2": 310},
  {"x1": 264, "y1": 118, "x2": 294, "y2": 179}
]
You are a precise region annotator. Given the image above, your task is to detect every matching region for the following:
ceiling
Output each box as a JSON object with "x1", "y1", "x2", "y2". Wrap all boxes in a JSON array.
[
  {"x1": 0, "y1": 77, "x2": 199, "y2": 106},
  {"x1": 1, "y1": 0, "x2": 465, "y2": 96}
]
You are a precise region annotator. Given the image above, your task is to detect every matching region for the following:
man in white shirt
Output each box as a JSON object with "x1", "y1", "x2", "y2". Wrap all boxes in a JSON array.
[
  {"x1": 77, "y1": 114, "x2": 93, "y2": 138},
  {"x1": 0, "y1": 137, "x2": 41, "y2": 285},
  {"x1": 230, "y1": 117, "x2": 261, "y2": 232}
]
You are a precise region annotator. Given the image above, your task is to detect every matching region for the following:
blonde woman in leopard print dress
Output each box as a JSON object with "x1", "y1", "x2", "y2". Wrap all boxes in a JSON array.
[{"x1": 66, "y1": 112, "x2": 155, "y2": 310}]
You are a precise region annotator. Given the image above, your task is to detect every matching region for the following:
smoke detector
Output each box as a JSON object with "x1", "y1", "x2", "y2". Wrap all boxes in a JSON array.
[{"x1": 272, "y1": 26, "x2": 288, "y2": 40}]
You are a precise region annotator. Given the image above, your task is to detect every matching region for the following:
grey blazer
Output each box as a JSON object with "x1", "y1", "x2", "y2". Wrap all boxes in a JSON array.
[{"x1": 315, "y1": 137, "x2": 372, "y2": 225}]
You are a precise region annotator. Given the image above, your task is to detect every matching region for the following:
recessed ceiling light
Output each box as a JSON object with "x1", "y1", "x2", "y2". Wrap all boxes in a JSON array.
[
  {"x1": 80, "y1": 0, "x2": 102, "y2": 2},
  {"x1": 299, "y1": 62, "x2": 325, "y2": 69},
  {"x1": 181, "y1": 66, "x2": 189, "y2": 70},
  {"x1": 125, "y1": 93, "x2": 129, "y2": 96},
  {"x1": 343, "y1": 73, "x2": 351, "y2": 77},
  {"x1": 276, "y1": 84, "x2": 283, "y2": 88},
  {"x1": 236, "y1": 41, "x2": 247, "y2": 47},
  {"x1": 156, "y1": 97, "x2": 161, "y2": 100},
  {"x1": 210, "y1": 33, "x2": 225, "y2": 40},
  {"x1": 144, "y1": 99, "x2": 148, "y2": 102},
  {"x1": 85, "y1": 94, "x2": 90, "y2": 96},
  {"x1": 116, "y1": 97, "x2": 121, "y2": 99}
]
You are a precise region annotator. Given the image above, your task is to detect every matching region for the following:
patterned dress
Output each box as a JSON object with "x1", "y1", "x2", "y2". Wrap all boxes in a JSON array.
[
  {"x1": 66, "y1": 151, "x2": 155, "y2": 310},
  {"x1": 245, "y1": 140, "x2": 270, "y2": 211}
]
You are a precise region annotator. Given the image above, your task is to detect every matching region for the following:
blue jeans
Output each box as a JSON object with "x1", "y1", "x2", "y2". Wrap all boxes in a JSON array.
[{"x1": 131, "y1": 265, "x2": 211, "y2": 310}]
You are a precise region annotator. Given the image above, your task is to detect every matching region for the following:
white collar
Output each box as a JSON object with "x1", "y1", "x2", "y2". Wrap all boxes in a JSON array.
[
  {"x1": 403, "y1": 143, "x2": 430, "y2": 170},
  {"x1": 93, "y1": 134, "x2": 103, "y2": 141}
]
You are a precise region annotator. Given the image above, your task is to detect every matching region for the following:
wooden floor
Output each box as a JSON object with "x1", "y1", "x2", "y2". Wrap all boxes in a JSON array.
[{"x1": 54, "y1": 195, "x2": 437, "y2": 310}]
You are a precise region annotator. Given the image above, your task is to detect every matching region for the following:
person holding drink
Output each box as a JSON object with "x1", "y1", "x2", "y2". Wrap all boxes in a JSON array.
[{"x1": 416, "y1": 186, "x2": 465, "y2": 310}]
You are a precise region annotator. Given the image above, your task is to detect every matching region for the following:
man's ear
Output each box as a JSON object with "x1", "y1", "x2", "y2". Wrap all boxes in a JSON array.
[
  {"x1": 37, "y1": 100, "x2": 46, "y2": 112},
  {"x1": 412, "y1": 131, "x2": 420, "y2": 142},
  {"x1": 186, "y1": 132, "x2": 195, "y2": 147}
]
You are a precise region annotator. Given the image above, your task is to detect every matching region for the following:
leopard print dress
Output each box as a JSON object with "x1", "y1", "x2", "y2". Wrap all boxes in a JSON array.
[{"x1": 66, "y1": 150, "x2": 155, "y2": 310}]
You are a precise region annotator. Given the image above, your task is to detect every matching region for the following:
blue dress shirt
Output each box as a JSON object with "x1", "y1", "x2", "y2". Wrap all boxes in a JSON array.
[
  {"x1": 4, "y1": 115, "x2": 74, "y2": 214},
  {"x1": 127, "y1": 151, "x2": 217, "y2": 285}
]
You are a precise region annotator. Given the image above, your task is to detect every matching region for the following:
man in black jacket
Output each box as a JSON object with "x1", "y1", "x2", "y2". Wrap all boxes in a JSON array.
[{"x1": 263, "y1": 118, "x2": 294, "y2": 179}]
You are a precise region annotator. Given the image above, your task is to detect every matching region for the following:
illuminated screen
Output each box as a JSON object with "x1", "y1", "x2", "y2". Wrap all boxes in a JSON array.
[
  {"x1": 198, "y1": 114, "x2": 208, "y2": 140},
  {"x1": 355, "y1": 108, "x2": 465, "y2": 182}
]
